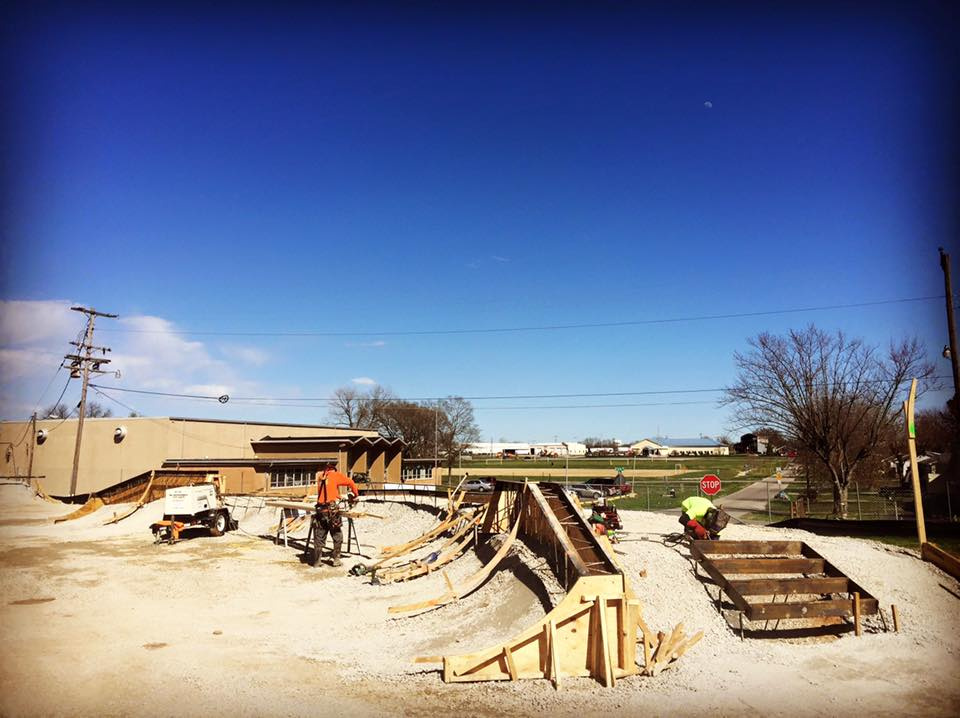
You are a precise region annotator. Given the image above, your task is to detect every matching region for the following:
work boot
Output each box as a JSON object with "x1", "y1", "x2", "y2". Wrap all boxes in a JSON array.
[{"x1": 331, "y1": 558, "x2": 342, "y2": 567}]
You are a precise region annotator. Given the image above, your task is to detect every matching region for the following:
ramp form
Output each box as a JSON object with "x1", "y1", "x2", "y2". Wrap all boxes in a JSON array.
[
  {"x1": 414, "y1": 481, "x2": 690, "y2": 686},
  {"x1": 691, "y1": 540, "x2": 879, "y2": 624}
]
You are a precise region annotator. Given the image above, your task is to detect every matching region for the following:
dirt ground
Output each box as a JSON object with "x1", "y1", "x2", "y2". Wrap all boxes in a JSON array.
[{"x1": 1, "y1": 482, "x2": 958, "y2": 717}]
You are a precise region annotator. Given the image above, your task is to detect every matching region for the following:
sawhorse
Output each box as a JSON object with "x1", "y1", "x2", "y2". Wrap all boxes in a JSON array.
[{"x1": 302, "y1": 512, "x2": 366, "y2": 561}]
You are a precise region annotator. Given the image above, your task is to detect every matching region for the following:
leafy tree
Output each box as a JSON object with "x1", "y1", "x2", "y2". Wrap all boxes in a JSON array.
[{"x1": 722, "y1": 325, "x2": 935, "y2": 517}]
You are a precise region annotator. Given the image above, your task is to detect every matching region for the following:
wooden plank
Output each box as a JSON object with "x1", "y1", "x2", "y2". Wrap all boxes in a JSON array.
[
  {"x1": 548, "y1": 620, "x2": 561, "y2": 689},
  {"x1": 709, "y1": 558, "x2": 825, "y2": 575},
  {"x1": 692, "y1": 540, "x2": 805, "y2": 556},
  {"x1": 892, "y1": 604, "x2": 900, "y2": 632},
  {"x1": 727, "y1": 577, "x2": 849, "y2": 596},
  {"x1": 503, "y1": 645, "x2": 518, "y2": 681},
  {"x1": 689, "y1": 549, "x2": 752, "y2": 613},
  {"x1": 922, "y1": 541, "x2": 960, "y2": 581},
  {"x1": 854, "y1": 592, "x2": 861, "y2": 637},
  {"x1": 747, "y1": 598, "x2": 878, "y2": 620},
  {"x1": 526, "y1": 483, "x2": 592, "y2": 578}
]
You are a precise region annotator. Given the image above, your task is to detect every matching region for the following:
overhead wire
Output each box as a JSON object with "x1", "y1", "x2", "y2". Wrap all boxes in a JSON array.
[
  {"x1": 95, "y1": 294, "x2": 945, "y2": 338},
  {"x1": 88, "y1": 374, "x2": 949, "y2": 407}
]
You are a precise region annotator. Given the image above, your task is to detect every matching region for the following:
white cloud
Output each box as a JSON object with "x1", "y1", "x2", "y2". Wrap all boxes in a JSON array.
[
  {"x1": 0, "y1": 302, "x2": 277, "y2": 419},
  {"x1": 0, "y1": 299, "x2": 80, "y2": 347},
  {"x1": 491, "y1": 255, "x2": 510, "y2": 263},
  {"x1": 351, "y1": 377, "x2": 377, "y2": 386},
  {"x1": 344, "y1": 340, "x2": 386, "y2": 348},
  {"x1": 230, "y1": 346, "x2": 270, "y2": 366}
]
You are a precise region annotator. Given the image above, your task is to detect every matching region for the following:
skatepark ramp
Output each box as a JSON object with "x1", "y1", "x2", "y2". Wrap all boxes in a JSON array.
[{"x1": 406, "y1": 480, "x2": 696, "y2": 686}]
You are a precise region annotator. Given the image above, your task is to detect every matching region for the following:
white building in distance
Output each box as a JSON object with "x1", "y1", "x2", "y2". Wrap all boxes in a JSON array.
[
  {"x1": 630, "y1": 437, "x2": 730, "y2": 457},
  {"x1": 463, "y1": 441, "x2": 587, "y2": 457}
]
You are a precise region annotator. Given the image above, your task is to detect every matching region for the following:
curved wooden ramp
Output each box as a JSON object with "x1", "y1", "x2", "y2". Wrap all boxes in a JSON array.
[{"x1": 388, "y1": 508, "x2": 523, "y2": 615}]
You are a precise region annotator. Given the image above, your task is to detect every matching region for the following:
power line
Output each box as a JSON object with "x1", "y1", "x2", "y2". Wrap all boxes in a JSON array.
[
  {"x1": 89, "y1": 374, "x2": 949, "y2": 408},
  {"x1": 96, "y1": 295, "x2": 944, "y2": 338}
]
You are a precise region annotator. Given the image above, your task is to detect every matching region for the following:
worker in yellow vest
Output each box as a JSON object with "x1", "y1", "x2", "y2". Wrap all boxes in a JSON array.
[{"x1": 679, "y1": 496, "x2": 729, "y2": 540}]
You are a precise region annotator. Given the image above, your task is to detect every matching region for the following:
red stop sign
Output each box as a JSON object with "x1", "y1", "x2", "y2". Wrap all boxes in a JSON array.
[{"x1": 700, "y1": 474, "x2": 721, "y2": 496}]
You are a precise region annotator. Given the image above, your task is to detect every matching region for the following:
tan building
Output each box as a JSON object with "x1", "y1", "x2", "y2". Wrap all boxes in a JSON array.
[{"x1": 0, "y1": 416, "x2": 404, "y2": 497}]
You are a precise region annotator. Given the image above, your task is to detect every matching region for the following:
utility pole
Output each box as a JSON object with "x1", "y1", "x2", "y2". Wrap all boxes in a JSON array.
[
  {"x1": 939, "y1": 248, "x2": 959, "y2": 412},
  {"x1": 26, "y1": 412, "x2": 36, "y2": 486},
  {"x1": 66, "y1": 306, "x2": 118, "y2": 496}
]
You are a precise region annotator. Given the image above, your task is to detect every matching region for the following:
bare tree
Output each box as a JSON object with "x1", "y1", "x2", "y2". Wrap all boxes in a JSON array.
[
  {"x1": 722, "y1": 325, "x2": 935, "y2": 517},
  {"x1": 85, "y1": 401, "x2": 112, "y2": 418},
  {"x1": 328, "y1": 385, "x2": 394, "y2": 428},
  {"x1": 379, "y1": 401, "x2": 436, "y2": 457},
  {"x1": 43, "y1": 402, "x2": 72, "y2": 419},
  {"x1": 436, "y1": 396, "x2": 481, "y2": 475}
]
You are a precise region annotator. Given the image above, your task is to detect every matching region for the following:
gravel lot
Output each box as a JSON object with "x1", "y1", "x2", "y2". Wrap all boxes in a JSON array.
[{"x1": 1, "y1": 482, "x2": 958, "y2": 717}]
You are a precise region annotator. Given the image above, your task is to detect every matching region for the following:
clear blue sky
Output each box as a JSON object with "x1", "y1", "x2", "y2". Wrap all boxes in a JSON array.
[{"x1": 1, "y1": 1, "x2": 957, "y2": 442}]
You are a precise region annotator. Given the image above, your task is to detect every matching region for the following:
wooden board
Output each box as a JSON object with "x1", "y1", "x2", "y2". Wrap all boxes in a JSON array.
[
  {"x1": 922, "y1": 541, "x2": 960, "y2": 581},
  {"x1": 728, "y1": 577, "x2": 849, "y2": 596},
  {"x1": 748, "y1": 598, "x2": 879, "y2": 620},
  {"x1": 708, "y1": 558, "x2": 825, "y2": 574},
  {"x1": 692, "y1": 540, "x2": 805, "y2": 555}
]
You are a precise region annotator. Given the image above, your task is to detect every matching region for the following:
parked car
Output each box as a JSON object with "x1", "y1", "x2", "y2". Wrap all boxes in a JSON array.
[
  {"x1": 585, "y1": 478, "x2": 631, "y2": 497},
  {"x1": 567, "y1": 483, "x2": 604, "y2": 501},
  {"x1": 460, "y1": 478, "x2": 494, "y2": 492}
]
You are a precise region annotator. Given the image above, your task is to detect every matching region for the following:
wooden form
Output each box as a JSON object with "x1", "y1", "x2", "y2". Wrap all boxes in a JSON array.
[
  {"x1": 691, "y1": 540, "x2": 879, "y2": 625},
  {"x1": 374, "y1": 512, "x2": 485, "y2": 583},
  {"x1": 442, "y1": 574, "x2": 640, "y2": 687},
  {"x1": 388, "y1": 505, "x2": 523, "y2": 614},
  {"x1": 416, "y1": 481, "x2": 700, "y2": 686},
  {"x1": 103, "y1": 471, "x2": 156, "y2": 525},
  {"x1": 53, "y1": 496, "x2": 104, "y2": 523}
]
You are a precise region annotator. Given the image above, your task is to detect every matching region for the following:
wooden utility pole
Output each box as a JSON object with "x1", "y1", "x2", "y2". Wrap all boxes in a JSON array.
[
  {"x1": 67, "y1": 306, "x2": 118, "y2": 496},
  {"x1": 26, "y1": 412, "x2": 36, "y2": 486},
  {"x1": 903, "y1": 378, "x2": 926, "y2": 545},
  {"x1": 940, "y1": 247, "x2": 959, "y2": 412}
]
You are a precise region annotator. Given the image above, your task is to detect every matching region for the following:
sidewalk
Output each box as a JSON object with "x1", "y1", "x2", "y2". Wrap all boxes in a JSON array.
[{"x1": 719, "y1": 475, "x2": 795, "y2": 519}]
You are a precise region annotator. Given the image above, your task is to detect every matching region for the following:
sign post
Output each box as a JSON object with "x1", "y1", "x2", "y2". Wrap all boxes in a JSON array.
[{"x1": 700, "y1": 474, "x2": 721, "y2": 496}]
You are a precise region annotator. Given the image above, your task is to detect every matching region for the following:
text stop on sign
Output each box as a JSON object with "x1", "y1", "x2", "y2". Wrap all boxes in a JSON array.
[{"x1": 700, "y1": 474, "x2": 721, "y2": 496}]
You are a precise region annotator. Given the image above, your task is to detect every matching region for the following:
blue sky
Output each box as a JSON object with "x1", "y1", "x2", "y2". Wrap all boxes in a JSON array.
[{"x1": 1, "y1": 1, "x2": 957, "y2": 442}]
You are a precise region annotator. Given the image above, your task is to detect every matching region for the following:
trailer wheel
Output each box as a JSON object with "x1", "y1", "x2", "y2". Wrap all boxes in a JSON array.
[{"x1": 210, "y1": 511, "x2": 228, "y2": 536}]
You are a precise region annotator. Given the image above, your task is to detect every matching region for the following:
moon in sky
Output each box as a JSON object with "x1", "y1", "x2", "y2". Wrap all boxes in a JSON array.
[{"x1": 704, "y1": 101, "x2": 713, "y2": 109}]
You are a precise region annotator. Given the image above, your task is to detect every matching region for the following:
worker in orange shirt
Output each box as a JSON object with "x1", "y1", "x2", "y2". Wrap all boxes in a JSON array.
[{"x1": 313, "y1": 462, "x2": 360, "y2": 567}]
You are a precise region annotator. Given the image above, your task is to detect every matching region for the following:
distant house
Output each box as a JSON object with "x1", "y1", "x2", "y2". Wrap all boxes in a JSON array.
[
  {"x1": 736, "y1": 433, "x2": 769, "y2": 454},
  {"x1": 629, "y1": 437, "x2": 730, "y2": 457}
]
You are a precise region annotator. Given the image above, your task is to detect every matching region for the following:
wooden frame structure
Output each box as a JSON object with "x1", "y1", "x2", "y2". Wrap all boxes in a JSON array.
[
  {"x1": 408, "y1": 481, "x2": 696, "y2": 686},
  {"x1": 690, "y1": 540, "x2": 879, "y2": 626}
]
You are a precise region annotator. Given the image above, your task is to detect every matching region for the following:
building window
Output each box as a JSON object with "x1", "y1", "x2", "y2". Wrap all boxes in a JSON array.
[{"x1": 269, "y1": 469, "x2": 314, "y2": 489}]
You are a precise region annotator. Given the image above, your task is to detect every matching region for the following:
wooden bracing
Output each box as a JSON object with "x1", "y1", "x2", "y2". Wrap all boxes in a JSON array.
[
  {"x1": 691, "y1": 540, "x2": 880, "y2": 625},
  {"x1": 407, "y1": 481, "x2": 700, "y2": 686}
]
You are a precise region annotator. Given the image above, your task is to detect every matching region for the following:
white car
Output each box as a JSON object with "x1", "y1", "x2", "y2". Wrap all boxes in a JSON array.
[{"x1": 460, "y1": 478, "x2": 494, "y2": 492}]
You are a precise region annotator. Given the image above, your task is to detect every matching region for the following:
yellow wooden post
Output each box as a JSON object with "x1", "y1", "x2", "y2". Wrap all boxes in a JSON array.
[{"x1": 903, "y1": 378, "x2": 927, "y2": 546}]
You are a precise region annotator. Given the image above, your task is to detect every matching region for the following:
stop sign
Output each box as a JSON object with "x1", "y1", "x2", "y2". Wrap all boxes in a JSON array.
[{"x1": 700, "y1": 474, "x2": 721, "y2": 496}]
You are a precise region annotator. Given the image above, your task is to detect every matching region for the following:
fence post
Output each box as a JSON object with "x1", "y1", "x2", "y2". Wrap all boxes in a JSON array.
[
  {"x1": 894, "y1": 500, "x2": 899, "y2": 521},
  {"x1": 646, "y1": 485, "x2": 650, "y2": 510},
  {"x1": 766, "y1": 480, "x2": 771, "y2": 522},
  {"x1": 855, "y1": 481, "x2": 862, "y2": 521}
]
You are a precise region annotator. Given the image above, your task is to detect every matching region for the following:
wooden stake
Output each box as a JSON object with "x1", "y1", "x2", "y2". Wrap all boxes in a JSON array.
[
  {"x1": 903, "y1": 379, "x2": 927, "y2": 546},
  {"x1": 503, "y1": 645, "x2": 518, "y2": 681},
  {"x1": 892, "y1": 604, "x2": 900, "y2": 632},
  {"x1": 854, "y1": 592, "x2": 861, "y2": 637}
]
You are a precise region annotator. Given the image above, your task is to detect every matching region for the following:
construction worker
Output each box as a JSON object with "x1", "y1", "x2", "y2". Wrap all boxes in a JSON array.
[
  {"x1": 678, "y1": 495, "x2": 728, "y2": 540},
  {"x1": 313, "y1": 462, "x2": 359, "y2": 567}
]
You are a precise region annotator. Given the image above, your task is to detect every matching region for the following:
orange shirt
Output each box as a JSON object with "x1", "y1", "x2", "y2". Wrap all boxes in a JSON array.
[{"x1": 316, "y1": 469, "x2": 359, "y2": 504}]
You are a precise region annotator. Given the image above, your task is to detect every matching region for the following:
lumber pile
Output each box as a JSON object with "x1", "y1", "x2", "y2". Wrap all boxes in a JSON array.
[{"x1": 635, "y1": 614, "x2": 703, "y2": 676}]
